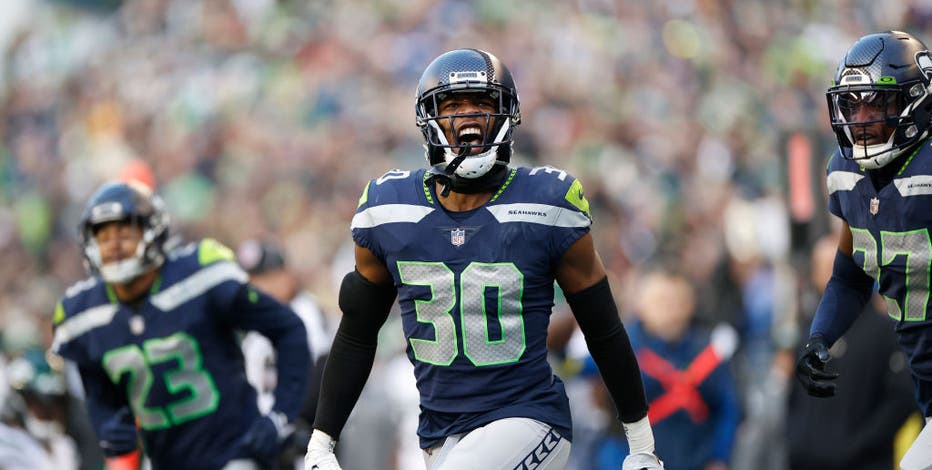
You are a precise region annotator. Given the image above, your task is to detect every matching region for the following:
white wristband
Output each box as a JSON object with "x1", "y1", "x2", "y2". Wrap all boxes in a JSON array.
[
  {"x1": 308, "y1": 429, "x2": 337, "y2": 453},
  {"x1": 622, "y1": 416, "x2": 655, "y2": 455}
]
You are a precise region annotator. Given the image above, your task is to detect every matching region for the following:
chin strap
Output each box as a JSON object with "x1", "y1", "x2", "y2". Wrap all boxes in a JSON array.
[
  {"x1": 425, "y1": 146, "x2": 471, "y2": 197},
  {"x1": 424, "y1": 169, "x2": 453, "y2": 197},
  {"x1": 425, "y1": 162, "x2": 508, "y2": 197},
  {"x1": 432, "y1": 155, "x2": 468, "y2": 197}
]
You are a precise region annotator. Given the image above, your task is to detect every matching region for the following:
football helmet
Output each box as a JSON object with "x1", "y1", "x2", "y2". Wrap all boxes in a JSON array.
[
  {"x1": 827, "y1": 31, "x2": 932, "y2": 169},
  {"x1": 416, "y1": 49, "x2": 520, "y2": 193},
  {"x1": 79, "y1": 181, "x2": 170, "y2": 284},
  {"x1": 3, "y1": 347, "x2": 69, "y2": 442}
]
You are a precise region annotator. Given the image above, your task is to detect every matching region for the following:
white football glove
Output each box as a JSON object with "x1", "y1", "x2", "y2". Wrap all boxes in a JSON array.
[
  {"x1": 305, "y1": 430, "x2": 342, "y2": 470},
  {"x1": 622, "y1": 452, "x2": 664, "y2": 470}
]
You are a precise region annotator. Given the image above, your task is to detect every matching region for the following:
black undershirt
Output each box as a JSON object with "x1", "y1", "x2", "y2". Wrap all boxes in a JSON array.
[{"x1": 868, "y1": 150, "x2": 911, "y2": 191}]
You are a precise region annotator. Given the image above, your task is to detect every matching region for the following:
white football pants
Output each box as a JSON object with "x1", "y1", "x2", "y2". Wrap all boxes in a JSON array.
[
  {"x1": 422, "y1": 417, "x2": 571, "y2": 470},
  {"x1": 901, "y1": 417, "x2": 932, "y2": 470},
  {"x1": 221, "y1": 459, "x2": 258, "y2": 470}
]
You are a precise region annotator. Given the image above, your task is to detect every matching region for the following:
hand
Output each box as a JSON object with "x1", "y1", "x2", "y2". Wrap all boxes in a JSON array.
[
  {"x1": 622, "y1": 452, "x2": 664, "y2": 470},
  {"x1": 794, "y1": 336, "x2": 839, "y2": 397},
  {"x1": 242, "y1": 412, "x2": 293, "y2": 462},
  {"x1": 305, "y1": 430, "x2": 342, "y2": 470}
]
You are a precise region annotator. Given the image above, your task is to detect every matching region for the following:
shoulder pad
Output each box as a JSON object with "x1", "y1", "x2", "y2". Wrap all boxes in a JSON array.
[
  {"x1": 51, "y1": 284, "x2": 117, "y2": 357},
  {"x1": 515, "y1": 166, "x2": 591, "y2": 217},
  {"x1": 564, "y1": 177, "x2": 590, "y2": 217},
  {"x1": 826, "y1": 147, "x2": 857, "y2": 173},
  {"x1": 900, "y1": 138, "x2": 932, "y2": 174},
  {"x1": 53, "y1": 301, "x2": 65, "y2": 326},
  {"x1": 826, "y1": 149, "x2": 867, "y2": 195},
  {"x1": 198, "y1": 238, "x2": 236, "y2": 266},
  {"x1": 62, "y1": 276, "x2": 100, "y2": 300},
  {"x1": 358, "y1": 169, "x2": 428, "y2": 208},
  {"x1": 56, "y1": 277, "x2": 112, "y2": 325}
]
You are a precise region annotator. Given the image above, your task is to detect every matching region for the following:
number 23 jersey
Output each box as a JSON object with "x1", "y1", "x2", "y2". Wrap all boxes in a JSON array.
[
  {"x1": 51, "y1": 240, "x2": 308, "y2": 468},
  {"x1": 352, "y1": 166, "x2": 592, "y2": 447}
]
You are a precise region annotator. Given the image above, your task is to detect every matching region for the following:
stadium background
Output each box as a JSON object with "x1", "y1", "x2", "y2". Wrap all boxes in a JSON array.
[{"x1": 0, "y1": 0, "x2": 924, "y2": 468}]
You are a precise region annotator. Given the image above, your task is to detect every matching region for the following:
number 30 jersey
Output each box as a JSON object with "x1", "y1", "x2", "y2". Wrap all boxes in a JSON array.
[
  {"x1": 352, "y1": 166, "x2": 592, "y2": 447},
  {"x1": 826, "y1": 140, "x2": 932, "y2": 415},
  {"x1": 51, "y1": 240, "x2": 309, "y2": 468}
]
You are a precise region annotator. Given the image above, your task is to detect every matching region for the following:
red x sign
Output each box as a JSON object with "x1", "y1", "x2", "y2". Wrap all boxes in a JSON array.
[{"x1": 637, "y1": 345, "x2": 723, "y2": 424}]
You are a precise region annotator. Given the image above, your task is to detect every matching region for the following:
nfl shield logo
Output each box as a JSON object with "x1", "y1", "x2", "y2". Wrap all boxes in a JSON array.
[
  {"x1": 451, "y1": 228, "x2": 466, "y2": 246},
  {"x1": 870, "y1": 197, "x2": 880, "y2": 215},
  {"x1": 129, "y1": 315, "x2": 145, "y2": 335}
]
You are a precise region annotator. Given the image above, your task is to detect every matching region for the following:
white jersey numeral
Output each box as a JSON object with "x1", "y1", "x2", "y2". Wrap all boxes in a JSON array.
[
  {"x1": 376, "y1": 169, "x2": 411, "y2": 185},
  {"x1": 529, "y1": 166, "x2": 567, "y2": 181},
  {"x1": 397, "y1": 262, "x2": 527, "y2": 366}
]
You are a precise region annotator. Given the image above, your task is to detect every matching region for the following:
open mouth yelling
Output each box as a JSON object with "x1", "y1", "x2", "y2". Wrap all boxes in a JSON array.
[
  {"x1": 456, "y1": 125, "x2": 485, "y2": 154},
  {"x1": 853, "y1": 127, "x2": 883, "y2": 146}
]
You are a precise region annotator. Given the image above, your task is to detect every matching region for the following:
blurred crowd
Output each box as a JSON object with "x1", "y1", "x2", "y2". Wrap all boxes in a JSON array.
[{"x1": 0, "y1": 0, "x2": 928, "y2": 468}]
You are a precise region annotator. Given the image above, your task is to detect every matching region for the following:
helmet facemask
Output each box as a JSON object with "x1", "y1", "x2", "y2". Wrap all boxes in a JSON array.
[
  {"x1": 83, "y1": 220, "x2": 161, "y2": 284},
  {"x1": 418, "y1": 85, "x2": 519, "y2": 179},
  {"x1": 415, "y1": 49, "x2": 521, "y2": 195},
  {"x1": 828, "y1": 80, "x2": 931, "y2": 168},
  {"x1": 80, "y1": 183, "x2": 170, "y2": 284},
  {"x1": 827, "y1": 33, "x2": 932, "y2": 169}
]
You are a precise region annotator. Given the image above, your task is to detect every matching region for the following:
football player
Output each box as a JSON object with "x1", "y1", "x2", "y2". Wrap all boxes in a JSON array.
[
  {"x1": 304, "y1": 49, "x2": 663, "y2": 470},
  {"x1": 51, "y1": 181, "x2": 311, "y2": 469},
  {"x1": 795, "y1": 30, "x2": 932, "y2": 470}
]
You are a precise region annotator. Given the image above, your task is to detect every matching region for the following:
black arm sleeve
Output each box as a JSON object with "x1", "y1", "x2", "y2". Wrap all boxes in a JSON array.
[
  {"x1": 565, "y1": 276, "x2": 648, "y2": 423},
  {"x1": 313, "y1": 270, "x2": 397, "y2": 438}
]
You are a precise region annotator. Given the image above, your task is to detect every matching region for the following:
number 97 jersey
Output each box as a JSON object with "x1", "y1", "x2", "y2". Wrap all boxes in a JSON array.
[
  {"x1": 352, "y1": 166, "x2": 591, "y2": 447},
  {"x1": 826, "y1": 141, "x2": 932, "y2": 415}
]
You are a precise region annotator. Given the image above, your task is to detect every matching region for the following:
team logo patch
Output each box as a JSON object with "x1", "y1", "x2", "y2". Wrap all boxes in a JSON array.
[
  {"x1": 869, "y1": 197, "x2": 880, "y2": 215},
  {"x1": 451, "y1": 228, "x2": 466, "y2": 246}
]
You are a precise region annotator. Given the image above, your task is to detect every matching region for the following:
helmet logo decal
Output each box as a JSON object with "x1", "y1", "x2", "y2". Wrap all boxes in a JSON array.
[
  {"x1": 91, "y1": 202, "x2": 125, "y2": 222},
  {"x1": 917, "y1": 50, "x2": 932, "y2": 80},
  {"x1": 449, "y1": 71, "x2": 487, "y2": 84},
  {"x1": 840, "y1": 73, "x2": 868, "y2": 85}
]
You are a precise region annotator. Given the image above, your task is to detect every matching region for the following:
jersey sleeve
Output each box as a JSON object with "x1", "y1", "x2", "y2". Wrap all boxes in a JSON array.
[
  {"x1": 350, "y1": 179, "x2": 382, "y2": 259},
  {"x1": 51, "y1": 283, "x2": 111, "y2": 366},
  {"x1": 559, "y1": 174, "x2": 592, "y2": 248},
  {"x1": 350, "y1": 170, "x2": 429, "y2": 264},
  {"x1": 825, "y1": 149, "x2": 849, "y2": 220},
  {"x1": 194, "y1": 238, "x2": 252, "y2": 312},
  {"x1": 203, "y1": 239, "x2": 311, "y2": 420},
  {"x1": 50, "y1": 300, "x2": 85, "y2": 363},
  {"x1": 78, "y1": 363, "x2": 140, "y2": 457},
  {"x1": 221, "y1": 285, "x2": 311, "y2": 420},
  {"x1": 536, "y1": 168, "x2": 593, "y2": 262}
]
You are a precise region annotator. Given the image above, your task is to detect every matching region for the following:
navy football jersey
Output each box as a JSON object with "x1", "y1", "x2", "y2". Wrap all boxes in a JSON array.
[
  {"x1": 825, "y1": 140, "x2": 932, "y2": 415},
  {"x1": 352, "y1": 166, "x2": 592, "y2": 447},
  {"x1": 51, "y1": 239, "x2": 309, "y2": 469}
]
